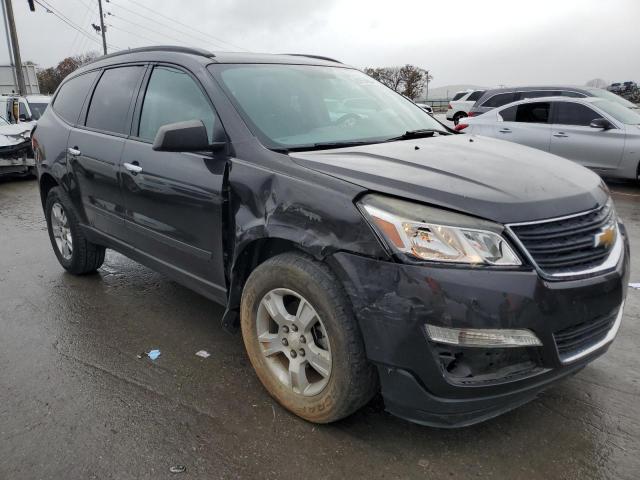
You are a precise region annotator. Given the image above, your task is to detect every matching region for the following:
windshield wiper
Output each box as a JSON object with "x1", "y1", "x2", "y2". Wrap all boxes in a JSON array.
[
  {"x1": 287, "y1": 140, "x2": 376, "y2": 152},
  {"x1": 384, "y1": 129, "x2": 449, "y2": 142}
]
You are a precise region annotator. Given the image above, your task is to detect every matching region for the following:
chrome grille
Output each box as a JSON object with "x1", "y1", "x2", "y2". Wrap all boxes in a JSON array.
[{"x1": 509, "y1": 203, "x2": 616, "y2": 276}]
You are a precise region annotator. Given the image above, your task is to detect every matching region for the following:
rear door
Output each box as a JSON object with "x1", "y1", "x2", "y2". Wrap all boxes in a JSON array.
[
  {"x1": 493, "y1": 101, "x2": 552, "y2": 151},
  {"x1": 549, "y1": 101, "x2": 625, "y2": 170},
  {"x1": 119, "y1": 64, "x2": 227, "y2": 299},
  {"x1": 67, "y1": 65, "x2": 146, "y2": 238}
]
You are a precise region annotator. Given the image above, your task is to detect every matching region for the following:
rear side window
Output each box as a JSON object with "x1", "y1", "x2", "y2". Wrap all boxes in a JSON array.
[
  {"x1": 137, "y1": 66, "x2": 216, "y2": 142},
  {"x1": 482, "y1": 92, "x2": 517, "y2": 108},
  {"x1": 52, "y1": 71, "x2": 98, "y2": 124},
  {"x1": 85, "y1": 66, "x2": 144, "y2": 134},
  {"x1": 500, "y1": 102, "x2": 550, "y2": 123},
  {"x1": 451, "y1": 92, "x2": 466, "y2": 101},
  {"x1": 553, "y1": 102, "x2": 600, "y2": 126},
  {"x1": 466, "y1": 90, "x2": 485, "y2": 102}
]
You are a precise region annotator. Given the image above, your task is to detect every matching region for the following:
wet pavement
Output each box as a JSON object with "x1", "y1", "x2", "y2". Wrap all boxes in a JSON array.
[{"x1": 1, "y1": 176, "x2": 639, "y2": 480}]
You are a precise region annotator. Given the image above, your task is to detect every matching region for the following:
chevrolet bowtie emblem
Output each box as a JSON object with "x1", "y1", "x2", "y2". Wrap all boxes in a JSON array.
[{"x1": 594, "y1": 225, "x2": 616, "y2": 248}]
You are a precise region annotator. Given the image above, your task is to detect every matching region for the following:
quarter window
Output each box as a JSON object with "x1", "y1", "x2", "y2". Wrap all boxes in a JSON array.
[
  {"x1": 85, "y1": 66, "x2": 144, "y2": 134},
  {"x1": 482, "y1": 92, "x2": 517, "y2": 108},
  {"x1": 138, "y1": 66, "x2": 216, "y2": 142},
  {"x1": 466, "y1": 90, "x2": 485, "y2": 102},
  {"x1": 553, "y1": 102, "x2": 600, "y2": 126},
  {"x1": 52, "y1": 71, "x2": 98, "y2": 124},
  {"x1": 451, "y1": 92, "x2": 466, "y2": 101}
]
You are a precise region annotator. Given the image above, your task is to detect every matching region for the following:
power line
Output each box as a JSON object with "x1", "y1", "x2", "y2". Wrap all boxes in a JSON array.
[
  {"x1": 106, "y1": 0, "x2": 237, "y2": 51},
  {"x1": 35, "y1": 0, "x2": 121, "y2": 51},
  {"x1": 107, "y1": 13, "x2": 192, "y2": 47},
  {"x1": 106, "y1": 23, "x2": 170, "y2": 49},
  {"x1": 107, "y1": 0, "x2": 249, "y2": 51}
]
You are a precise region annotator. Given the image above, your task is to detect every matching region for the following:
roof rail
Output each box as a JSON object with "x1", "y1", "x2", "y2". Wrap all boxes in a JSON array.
[
  {"x1": 87, "y1": 45, "x2": 216, "y2": 65},
  {"x1": 283, "y1": 53, "x2": 342, "y2": 64}
]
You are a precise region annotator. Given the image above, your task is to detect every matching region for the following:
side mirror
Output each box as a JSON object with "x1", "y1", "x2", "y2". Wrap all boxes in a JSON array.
[
  {"x1": 152, "y1": 120, "x2": 226, "y2": 152},
  {"x1": 590, "y1": 118, "x2": 613, "y2": 130}
]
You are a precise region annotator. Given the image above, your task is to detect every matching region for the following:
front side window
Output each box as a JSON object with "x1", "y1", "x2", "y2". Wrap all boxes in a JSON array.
[
  {"x1": 553, "y1": 102, "x2": 600, "y2": 126},
  {"x1": 52, "y1": 71, "x2": 98, "y2": 124},
  {"x1": 500, "y1": 102, "x2": 550, "y2": 123},
  {"x1": 138, "y1": 66, "x2": 216, "y2": 142},
  {"x1": 85, "y1": 66, "x2": 144, "y2": 134},
  {"x1": 210, "y1": 64, "x2": 445, "y2": 149}
]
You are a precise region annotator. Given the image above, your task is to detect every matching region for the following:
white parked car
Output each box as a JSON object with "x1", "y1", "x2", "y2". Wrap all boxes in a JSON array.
[
  {"x1": 0, "y1": 116, "x2": 34, "y2": 175},
  {"x1": 446, "y1": 89, "x2": 485, "y2": 125},
  {"x1": 459, "y1": 96, "x2": 640, "y2": 180}
]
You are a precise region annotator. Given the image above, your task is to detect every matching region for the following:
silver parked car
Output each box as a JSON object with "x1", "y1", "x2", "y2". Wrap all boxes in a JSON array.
[{"x1": 461, "y1": 96, "x2": 640, "y2": 180}]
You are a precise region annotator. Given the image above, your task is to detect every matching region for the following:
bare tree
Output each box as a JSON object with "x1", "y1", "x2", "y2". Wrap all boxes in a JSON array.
[
  {"x1": 36, "y1": 51, "x2": 100, "y2": 94},
  {"x1": 364, "y1": 65, "x2": 432, "y2": 100},
  {"x1": 586, "y1": 78, "x2": 608, "y2": 89}
]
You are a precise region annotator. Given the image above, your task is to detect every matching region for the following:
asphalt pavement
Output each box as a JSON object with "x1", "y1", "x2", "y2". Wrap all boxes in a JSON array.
[{"x1": 1, "y1": 176, "x2": 639, "y2": 480}]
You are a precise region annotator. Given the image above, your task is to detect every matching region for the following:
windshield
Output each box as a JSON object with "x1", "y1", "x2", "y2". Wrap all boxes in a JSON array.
[
  {"x1": 210, "y1": 64, "x2": 446, "y2": 149},
  {"x1": 28, "y1": 102, "x2": 49, "y2": 120},
  {"x1": 585, "y1": 87, "x2": 638, "y2": 109},
  {"x1": 593, "y1": 99, "x2": 640, "y2": 124}
]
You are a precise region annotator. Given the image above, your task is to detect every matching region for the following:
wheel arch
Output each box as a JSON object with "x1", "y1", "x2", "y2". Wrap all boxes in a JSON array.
[
  {"x1": 222, "y1": 237, "x2": 317, "y2": 332},
  {"x1": 39, "y1": 172, "x2": 59, "y2": 208}
]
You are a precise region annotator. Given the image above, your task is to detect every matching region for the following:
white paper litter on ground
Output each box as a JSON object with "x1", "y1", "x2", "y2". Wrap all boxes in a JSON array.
[
  {"x1": 629, "y1": 283, "x2": 640, "y2": 289},
  {"x1": 195, "y1": 350, "x2": 211, "y2": 358}
]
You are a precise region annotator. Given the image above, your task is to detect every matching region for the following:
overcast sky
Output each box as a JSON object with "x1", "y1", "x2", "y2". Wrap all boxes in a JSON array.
[{"x1": 8, "y1": 0, "x2": 640, "y2": 88}]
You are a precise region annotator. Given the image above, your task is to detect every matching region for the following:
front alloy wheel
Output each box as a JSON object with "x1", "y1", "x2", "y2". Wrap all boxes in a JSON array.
[
  {"x1": 257, "y1": 288, "x2": 332, "y2": 396},
  {"x1": 241, "y1": 252, "x2": 377, "y2": 423}
]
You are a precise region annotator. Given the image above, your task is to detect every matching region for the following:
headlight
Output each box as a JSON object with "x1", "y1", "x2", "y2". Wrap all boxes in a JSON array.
[{"x1": 358, "y1": 194, "x2": 521, "y2": 265}]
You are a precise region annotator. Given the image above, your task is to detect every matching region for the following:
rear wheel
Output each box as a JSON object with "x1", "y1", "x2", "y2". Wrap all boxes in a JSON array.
[
  {"x1": 453, "y1": 111, "x2": 467, "y2": 126},
  {"x1": 45, "y1": 187, "x2": 105, "y2": 274},
  {"x1": 240, "y1": 252, "x2": 377, "y2": 423}
]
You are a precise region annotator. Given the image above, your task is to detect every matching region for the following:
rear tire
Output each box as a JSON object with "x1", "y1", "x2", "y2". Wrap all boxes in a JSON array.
[
  {"x1": 453, "y1": 112, "x2": 467, "y2": 126},
  {"x1": 240, "y1": 252, "x2": 377, "y2": 423},
  {"x1": 45, "y1": 187, "x2": 105, "y2": 274}
]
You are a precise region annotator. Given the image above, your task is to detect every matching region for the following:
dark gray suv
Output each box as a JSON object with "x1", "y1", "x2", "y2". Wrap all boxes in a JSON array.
[{"x1": 33, "y1": 46, "x2": 629, "y2": 427}]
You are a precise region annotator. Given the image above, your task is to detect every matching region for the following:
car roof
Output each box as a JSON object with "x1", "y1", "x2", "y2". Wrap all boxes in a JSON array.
[
  {"x1": 25, "y1": 94, "x2": 51, "y2": 101},
  {"x1": 73, "y1": 45, "x2": 349, "y2": 76}
]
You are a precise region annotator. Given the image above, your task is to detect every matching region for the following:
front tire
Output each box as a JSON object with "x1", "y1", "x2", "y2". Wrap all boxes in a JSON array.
[
  {"x1": 45, "y1": 187, "x2": 105, "y2": 274},
  {"x1": 240, "y1": 252, "x2": 377, "y2": 423}
]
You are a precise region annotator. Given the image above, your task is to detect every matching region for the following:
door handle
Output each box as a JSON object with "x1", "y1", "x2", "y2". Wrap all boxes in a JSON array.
[
  {"x1": 67, "y1": 147, "x2": 81, "y2": 156},
  {"x1": 498, "y1": 128, "x2": 511, "y2": 133},
  {"x1": 123, "y1": 162, "x2": 143, "y2": 174},
  {"x1": 553, "y1": 132, "x2": 568, "y2": 138}
]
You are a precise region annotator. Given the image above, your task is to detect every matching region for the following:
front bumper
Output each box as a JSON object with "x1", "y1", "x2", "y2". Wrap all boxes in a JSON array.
[{"x1": 329, "y1": 227, "x2": 629, "y2": 427}]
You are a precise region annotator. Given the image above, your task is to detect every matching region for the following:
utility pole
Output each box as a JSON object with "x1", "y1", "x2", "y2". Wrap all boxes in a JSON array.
[
  {"x1": 3, "y1": 0, "x2": 26, "y2": 94},
  {"x1": 97, "y1": 0, "x2": 107, "y2": 55}
]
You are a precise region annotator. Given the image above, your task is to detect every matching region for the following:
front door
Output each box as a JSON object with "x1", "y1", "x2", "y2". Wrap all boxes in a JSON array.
[
  {"x1": 119, "y1": 65, "x2": 227, "y2": 298},
  {"x1": 68, "y1": 65, "x2": 145, "y2": 238},
  {"x1": 549, "y1": 101, "x2": 625, "y2": 171}
]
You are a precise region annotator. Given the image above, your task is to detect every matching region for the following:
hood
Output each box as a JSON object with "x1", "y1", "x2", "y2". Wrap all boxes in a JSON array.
[
  {"x1": 0, "y1": 122, "x2": 33, "y2": 141},
  {"x1": 290, "y1": 134, "x2": 608, "y2": 224}
]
